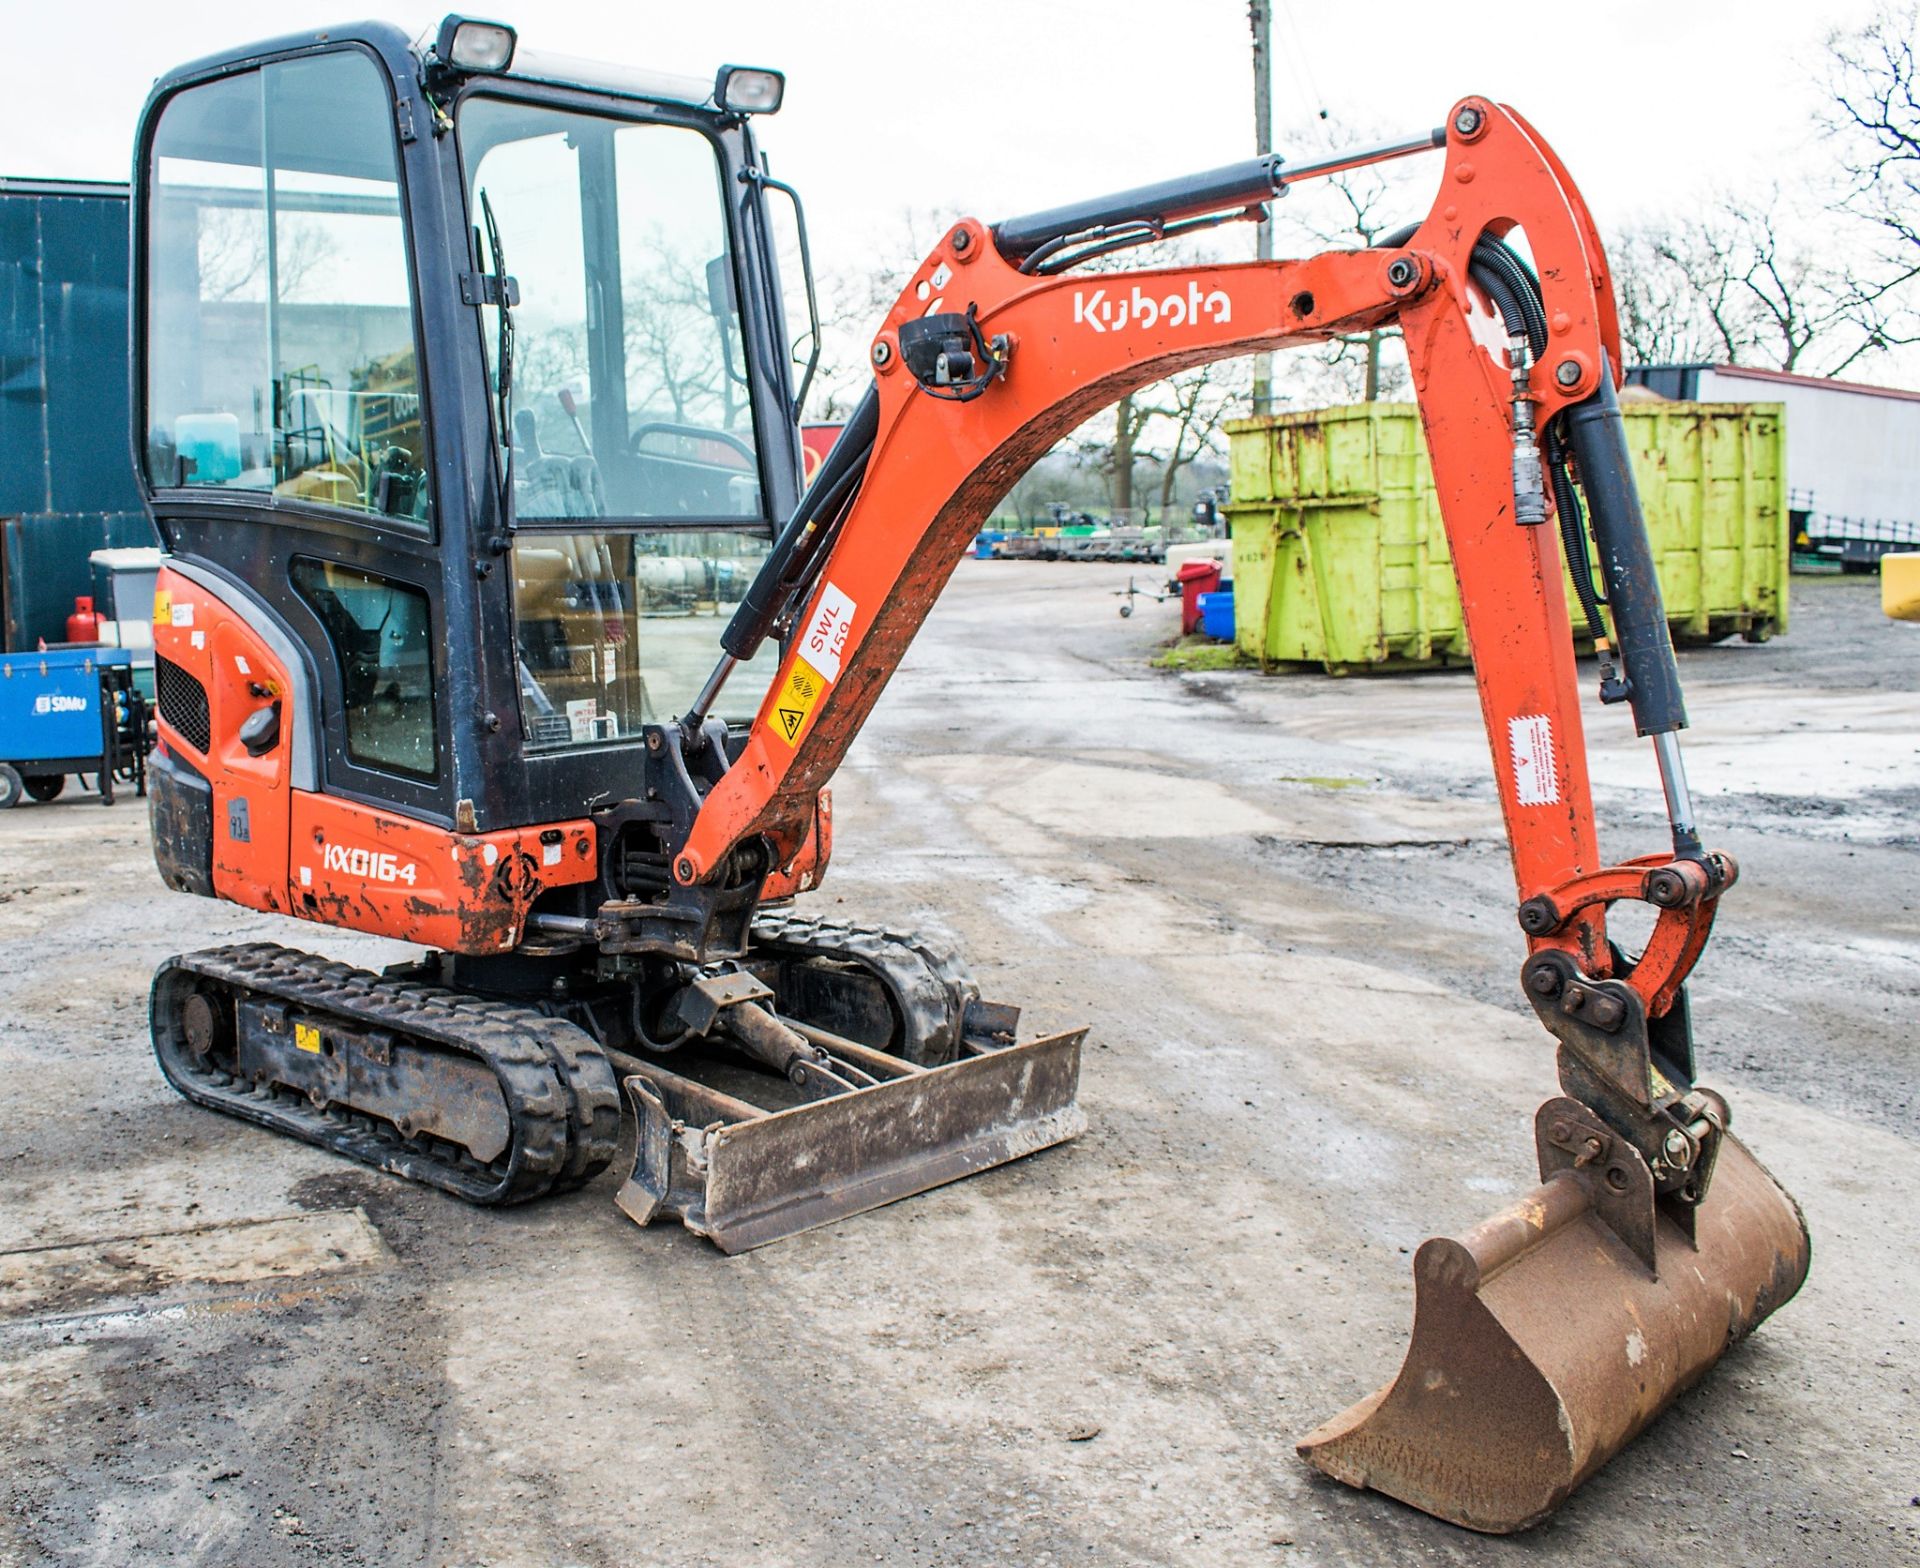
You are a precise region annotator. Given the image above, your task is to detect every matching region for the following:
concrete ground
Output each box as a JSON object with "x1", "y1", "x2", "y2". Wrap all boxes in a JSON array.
[{"x1": 1, "y1": 563, "x2": 1914, "y2": 1568}]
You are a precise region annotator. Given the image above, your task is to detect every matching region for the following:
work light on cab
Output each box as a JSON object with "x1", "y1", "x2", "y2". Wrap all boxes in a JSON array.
[
  {"x1": 715, "y1": 65, "x2": 784, "y2": 114},
  {"x1": 434, "y1": 15, "x2": 516, "y2": 74}
]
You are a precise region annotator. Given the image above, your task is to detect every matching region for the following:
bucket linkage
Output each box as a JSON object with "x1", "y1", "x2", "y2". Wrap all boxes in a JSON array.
[{"x1": 1299, "y1": 358, "x2": 1810, "y2": 1532}]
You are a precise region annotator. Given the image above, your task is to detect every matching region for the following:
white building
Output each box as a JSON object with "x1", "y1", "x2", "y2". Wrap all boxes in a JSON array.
[{"x1": 1627, "y1": 363, "x2": 1920, "y2": 563}]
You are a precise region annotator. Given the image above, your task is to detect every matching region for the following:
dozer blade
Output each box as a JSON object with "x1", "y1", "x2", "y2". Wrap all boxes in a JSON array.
[
  {"x1": 1298, "y1": 1124, "x2": 1809, "y2": 1533},
  {"x1": 616, "y1": 1028, "x2": 1085, "y2": 1252}
]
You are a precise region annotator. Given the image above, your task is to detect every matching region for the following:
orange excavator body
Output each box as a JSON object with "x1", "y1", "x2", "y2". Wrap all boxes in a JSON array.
[{"x1": 132, "y1": 19, "x2": 1804, "y2": 1534}]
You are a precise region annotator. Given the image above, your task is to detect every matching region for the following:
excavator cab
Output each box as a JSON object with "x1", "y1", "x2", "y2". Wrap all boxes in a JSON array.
[
  {"x1": 140, "y1": 22, "x2": 801, "y2": 823},
  {"x1": 136, "y1": 18, "x2": 1084, "y2": 1246}
]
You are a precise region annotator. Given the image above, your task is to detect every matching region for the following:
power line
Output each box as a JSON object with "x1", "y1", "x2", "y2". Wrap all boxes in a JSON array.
[{"x1": 1275, "y1": 0, "x2": 1329, "y2": 122}]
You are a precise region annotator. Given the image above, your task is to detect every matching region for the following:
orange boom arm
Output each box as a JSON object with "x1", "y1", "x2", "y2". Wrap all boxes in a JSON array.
[{"x1": 680, "y1": 96, "x2": 1705, "y2": 1004}]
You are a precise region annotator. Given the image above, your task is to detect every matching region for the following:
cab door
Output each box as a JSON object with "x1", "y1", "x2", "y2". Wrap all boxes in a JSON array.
[{"x1": 141, "y1": 43, "x2": 453, "y2": 918}]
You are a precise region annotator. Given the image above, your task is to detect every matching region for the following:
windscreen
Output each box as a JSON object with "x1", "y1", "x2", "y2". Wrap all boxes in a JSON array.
[
  {"x1": 510, "y1": 529, "x2": 781, "y2": 746},
  {"x1": 459, "y1": 97, "x2": 763, "y2": 523}
]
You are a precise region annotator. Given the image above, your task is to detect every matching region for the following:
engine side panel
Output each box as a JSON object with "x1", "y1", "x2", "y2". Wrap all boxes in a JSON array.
[
  {"x1": 153, "y1": 563, "x2": 299, "y2": 915},
  {"x1": 288, "y1": 792, "x2": 597, "y2": 953}
]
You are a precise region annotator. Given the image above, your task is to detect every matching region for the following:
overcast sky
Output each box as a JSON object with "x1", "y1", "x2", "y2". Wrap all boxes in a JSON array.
[{"x1": 6, "y1": 0, "x2": 1908, "y2": 382}]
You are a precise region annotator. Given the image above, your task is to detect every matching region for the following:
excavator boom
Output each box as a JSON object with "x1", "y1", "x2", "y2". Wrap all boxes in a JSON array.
[{"x1": 661, "y1": 98, "x2": 1808, "y2": 1531}]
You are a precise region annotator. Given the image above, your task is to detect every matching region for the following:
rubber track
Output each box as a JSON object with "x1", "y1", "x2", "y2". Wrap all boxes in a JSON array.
[
  {"x1": 151, "y1": 943, "x2": 618, "y2": 1206},
  {"x1": 748, "y1": 911, "x2": 981, "y2": 1066},
  {"x1": 442, "y1": 992, "x2": 621, "y2": 1190}
]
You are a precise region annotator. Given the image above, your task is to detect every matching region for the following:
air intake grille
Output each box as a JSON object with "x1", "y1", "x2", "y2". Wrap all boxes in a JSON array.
[{"x1": 155, "y1": 656, "x2": 211, "y2": 755}]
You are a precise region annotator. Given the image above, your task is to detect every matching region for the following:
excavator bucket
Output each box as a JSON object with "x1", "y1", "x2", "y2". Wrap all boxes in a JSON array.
[
  {"x1": 1298, "y1": 1107, "x2": 1809, "y2": 1533},
  {"x1": 615, "y1": 1027, "x2": 1085, "y2": 1252}
]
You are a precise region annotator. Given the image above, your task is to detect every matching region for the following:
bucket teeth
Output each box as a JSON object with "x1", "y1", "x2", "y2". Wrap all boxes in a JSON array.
[{"x1": 1297, "y1": 1124, "x2": 1809, "y2": 1533}]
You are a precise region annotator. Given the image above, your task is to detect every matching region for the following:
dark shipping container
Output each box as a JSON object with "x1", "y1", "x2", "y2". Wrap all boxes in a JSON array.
[{"x1": 0, "y1": 177, "x2": 156, "y2": 652}]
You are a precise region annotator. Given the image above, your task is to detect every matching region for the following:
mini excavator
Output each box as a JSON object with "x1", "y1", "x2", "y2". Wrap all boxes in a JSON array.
[{"x1": 133, "y1": 17, "x2": 1808, "y2": 1533}]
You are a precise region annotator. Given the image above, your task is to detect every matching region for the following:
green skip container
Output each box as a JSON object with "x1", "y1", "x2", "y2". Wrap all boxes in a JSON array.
[{"x1": 1223, "y1": 401, "x2": 1787, "y2": 672}]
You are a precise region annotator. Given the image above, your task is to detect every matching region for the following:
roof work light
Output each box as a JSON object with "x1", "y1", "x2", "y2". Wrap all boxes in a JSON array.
[
  {"x1": 714, "y1": 65, "x2": 785, "y2": 115},
  {"x1": 434, "y1": 16, "x2": 518, "y2": 74}
]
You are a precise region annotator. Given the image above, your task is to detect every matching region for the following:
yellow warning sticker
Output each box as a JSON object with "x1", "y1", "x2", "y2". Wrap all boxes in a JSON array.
[
  {"x1": 294, "y1": 1022, "x2": 323, "y2": 1055},
  {"x1": 1649, "y1": 1063, "x2": 1674, "y2": 1098},
  {"x1": 770, "y1": 656, "x2": 829, "y2": 747},
  {"x1": 153, "y1": 590, "x2": 172, "y2": 627}
]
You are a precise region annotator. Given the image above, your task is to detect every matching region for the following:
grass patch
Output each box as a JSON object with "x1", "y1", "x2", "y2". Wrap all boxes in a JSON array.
[{"x1": 1150, "y1": 636, "x2": 1255, "y2": 672}]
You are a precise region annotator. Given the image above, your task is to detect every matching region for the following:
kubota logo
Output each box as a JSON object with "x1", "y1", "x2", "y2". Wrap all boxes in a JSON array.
[{"x1": 1072, "y1": 280, "x2": 1233, "y2": 334}]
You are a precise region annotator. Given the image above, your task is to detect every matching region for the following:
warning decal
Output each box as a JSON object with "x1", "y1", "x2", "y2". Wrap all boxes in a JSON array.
[
  {"x1": 771, "y1": 656, "x2": 829, "y2": 747},
  {"x1": 1508, "y1": 714, "x2": 1559, "y2": 805},
  {"x1": 798, "y1": 582, "x2": 857, "y2": 682},
  {"x1": 294, "y1": 1022, "x2": 323, "y2": 1055}
]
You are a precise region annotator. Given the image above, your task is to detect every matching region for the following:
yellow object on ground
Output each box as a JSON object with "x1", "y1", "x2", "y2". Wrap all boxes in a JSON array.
[{"x1": 1882, "y1": 553, "x2": 1920, "y2": 621}]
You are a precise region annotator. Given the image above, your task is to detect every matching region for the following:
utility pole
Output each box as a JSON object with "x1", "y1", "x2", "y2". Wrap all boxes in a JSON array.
[{"x1": 1250, "y1": 0, "x2": 1274, "y2": 417}]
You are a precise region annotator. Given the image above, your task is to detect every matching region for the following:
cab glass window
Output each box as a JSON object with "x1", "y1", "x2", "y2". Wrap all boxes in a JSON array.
[
  {"x1": 511, "y1": 529, "x2": 781, "y2": 747},
  {"x1": 291, "y1": 558, "x2": 438, "y2": 779},
  {"x1": 145, "y1": 52, "x2": 430, "y2": 526},
  {"x1": 459, "y1": 98, "x2": 761, "y2": 523}
]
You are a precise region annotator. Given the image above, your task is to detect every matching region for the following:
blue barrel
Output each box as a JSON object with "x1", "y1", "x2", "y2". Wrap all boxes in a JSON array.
[{"x1": 1199, "y1": 588, "x2": 1235, "y2": 641}]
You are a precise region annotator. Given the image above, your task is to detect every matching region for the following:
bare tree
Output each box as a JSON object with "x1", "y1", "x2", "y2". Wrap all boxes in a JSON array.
[
  {"x1": 1609, "y1": 197, "x2": 1888, "y2": 375},
  {"x1": 804, "y1": 208, "x2": 960, "y2": 423},
  {"x1": 198, "y1": 207, "x2": 335, "y2": 303},
  {"x1": 1141, "y1": 361, "x2": 1236, "y2": 513},
  {"x1": 1825, "y1": 6, "x2": 1920, "y2": 350},
  {"x1": 1731, "y1": 202, "x2": 1886, "y2": 373},
  {"x1": 621, "y1": 239, "x2": 745, "y2": 431},
  {"x1": 1267, "y1": 120, "x2": 1417, "y2": 404},
  {"x1": 1064, "y1": 392, "x2": 1155, "y2": 517},
  {"x1": 1610, "y1": 221, "x2": 1735, "y2": 365}
]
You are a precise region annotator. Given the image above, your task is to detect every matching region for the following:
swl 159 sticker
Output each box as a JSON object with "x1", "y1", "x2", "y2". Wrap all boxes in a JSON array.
[{"x1": 798, "y1": 583, "x2": 856, "y2": 682}]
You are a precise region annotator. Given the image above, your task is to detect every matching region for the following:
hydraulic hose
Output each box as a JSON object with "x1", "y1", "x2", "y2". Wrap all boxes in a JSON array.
[
  {"x1": 1547, "y1": 429, "x2": 1628, "y2": 701},
  {"x1": 1374, "y1": 230, "x2": 1670, "y2": 751},
  {"x1": 1472, "y1": 236, "x2": 1549, "y2": 356},
  {"x1": 1456, "y1": 234, "x2": 1626, "y2": 698},
  {"x1": 721, "y1": 385, "x2": 879, "y2": 664}
]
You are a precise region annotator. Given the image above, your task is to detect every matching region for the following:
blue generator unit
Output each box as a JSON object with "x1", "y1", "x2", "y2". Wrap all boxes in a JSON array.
[{"x1": 0, "y1": 645, "x2": 147, "y2": 807}]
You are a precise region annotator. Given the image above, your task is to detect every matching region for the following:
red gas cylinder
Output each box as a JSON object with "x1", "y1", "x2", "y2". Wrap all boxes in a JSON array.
[
  {"x1": 65, "y1": 596, "x2": 102, "y2": 644},
  {"x1": 1176, "y1": 560, "x2": 1222, "y2": 637}
]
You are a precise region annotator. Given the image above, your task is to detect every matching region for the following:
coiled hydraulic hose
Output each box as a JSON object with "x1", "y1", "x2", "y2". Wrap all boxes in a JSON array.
[{"x1": 1379, "y1": 222, "x2": 1623, "y2": 697}]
